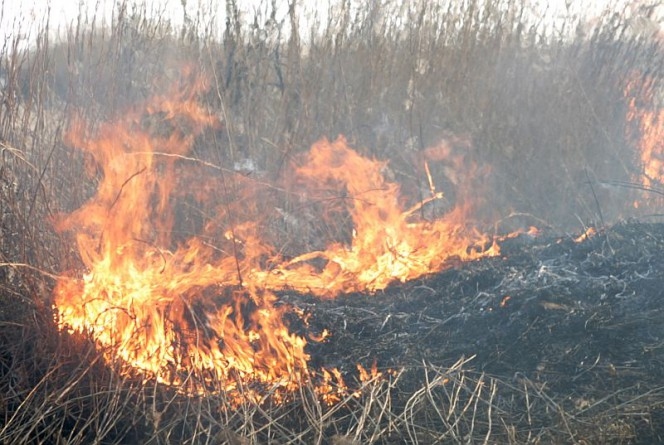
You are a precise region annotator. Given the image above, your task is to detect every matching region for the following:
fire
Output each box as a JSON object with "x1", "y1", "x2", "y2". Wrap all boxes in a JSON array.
[
  {"x1": 257, "y1": 137, "x2": 500, "y2": 296},
  {"x1": 625, "y1": 73, "x2": 664, "y2": 190},
  {"x1": 53, "y1": 71, "x2": 511, "y2": 401},
  {"x1": 53, "y1": 73, "x2": 310, "y2": 396},
  {"x1": 574, "y1": 227, "x2": 596, "y2": 243}
]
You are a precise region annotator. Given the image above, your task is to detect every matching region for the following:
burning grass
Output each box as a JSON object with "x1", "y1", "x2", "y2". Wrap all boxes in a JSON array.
[
  {"x1": 4, "y1": 222, "x2": 664, "y2": 443},
  {"x1": 50, "y1": 68, "x2": 511, "y2": 401},
  {"x1": 3, "y1": 0, "x2": 664, "y2": 443}
]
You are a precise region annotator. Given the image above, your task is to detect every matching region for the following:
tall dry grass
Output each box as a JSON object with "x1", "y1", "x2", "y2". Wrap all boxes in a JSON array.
[{"x1": 1, "y1": 0, "x2": 663, "y2": 443}]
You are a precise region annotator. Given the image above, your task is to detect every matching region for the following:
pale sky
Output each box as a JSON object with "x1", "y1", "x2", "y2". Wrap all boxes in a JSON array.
[{"x1": 0, "y1": 0, "x2": 661, "y2": 47}]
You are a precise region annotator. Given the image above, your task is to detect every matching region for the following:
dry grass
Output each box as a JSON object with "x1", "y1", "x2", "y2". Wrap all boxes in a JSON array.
[
  {"x1": 2, "y1": 0, "x2": 664, "y2": 443},
  {"x1": 2, "y1": 325, "x2": 661, "y2": 444}
]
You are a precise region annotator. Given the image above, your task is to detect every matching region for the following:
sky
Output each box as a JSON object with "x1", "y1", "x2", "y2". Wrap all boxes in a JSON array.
[{"x1": 0, "y1": 0, "x2": 661, "y2": 47}]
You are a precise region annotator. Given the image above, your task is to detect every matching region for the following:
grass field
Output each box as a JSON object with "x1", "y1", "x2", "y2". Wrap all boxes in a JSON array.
[{"x1": 1, "y1": 0, "x2": 664, "y2": 443}]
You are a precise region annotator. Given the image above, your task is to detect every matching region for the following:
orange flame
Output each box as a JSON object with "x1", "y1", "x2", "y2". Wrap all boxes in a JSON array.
[
  {"x1": 53, "y1": 72, "x2": 514, "y2": 401},
  {"x1": 625, "y1": 73, "x2": 664, "y2": 190},
  {"x1": 573, "y1": 227, "x2": 597, "y2": 243},
  {"x1": 255, "y1": 137, "x2": 500, "y2": 297},
  {"x1": 53, "y1": 73, "x2": 310, "y2": 396}
]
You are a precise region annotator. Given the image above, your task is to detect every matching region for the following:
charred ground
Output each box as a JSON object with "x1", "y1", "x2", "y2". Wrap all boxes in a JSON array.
[{"x1": 287, "y1": 221, "x2": 664, "y2": 443}]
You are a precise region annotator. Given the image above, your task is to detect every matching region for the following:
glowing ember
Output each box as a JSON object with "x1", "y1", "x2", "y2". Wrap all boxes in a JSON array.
[
  {"x1": 53, "y1": 72, "x2": 512, "y2": 401},
  {"x1": 574, "y1": 227, "x2": 597, "y2": 243}
]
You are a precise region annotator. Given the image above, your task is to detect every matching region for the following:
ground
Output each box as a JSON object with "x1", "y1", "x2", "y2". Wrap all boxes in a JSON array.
[
  {"x1": 288, "y1": 221, "x2": 664, "y2": 443},
  {"x1": 3, "y1": 221, "x2": 664, "y2": 444}
]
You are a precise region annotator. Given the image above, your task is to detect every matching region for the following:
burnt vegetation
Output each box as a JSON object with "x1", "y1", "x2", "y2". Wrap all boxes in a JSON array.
[{"x1": 2, "y1": 0, "x2": 664, "y2": 443}]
